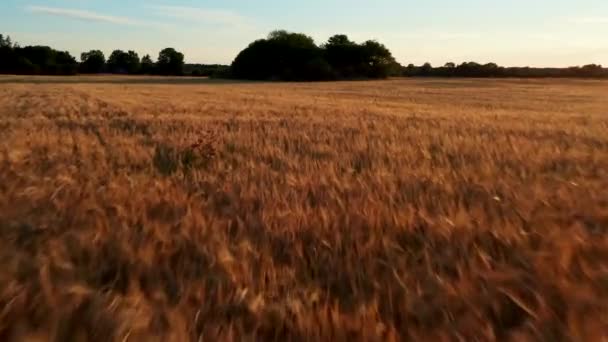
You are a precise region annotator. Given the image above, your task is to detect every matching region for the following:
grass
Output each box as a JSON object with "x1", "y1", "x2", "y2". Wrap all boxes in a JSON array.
[{"x1": 0, "y1": 77, "x2": 607, "y2": 340}]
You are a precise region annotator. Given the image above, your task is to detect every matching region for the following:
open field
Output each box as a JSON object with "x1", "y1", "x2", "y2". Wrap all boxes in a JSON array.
[{"x1": 1, "y1": 77, "x2": 607, "y2": 340}]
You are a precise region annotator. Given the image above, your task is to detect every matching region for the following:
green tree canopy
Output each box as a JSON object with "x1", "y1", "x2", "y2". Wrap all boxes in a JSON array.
[
  {"x1": 231, "y1": 30, "x2": 329, "y2": 81},
  {"x1": 80, "y1": 50, "x2": 106, "y2": 73},
  {"x1": 140, "y1": 54, "x2": 155, "y2": 74},
  {"x1": 107, "y1": 50, "x2": 140, "y2": 74},
  {"x1": 157, "y1": 48, "x2": 184, "y2": 75},
  {"x1": 0, "y1": 34, "x2": 12, "y2": 48}
]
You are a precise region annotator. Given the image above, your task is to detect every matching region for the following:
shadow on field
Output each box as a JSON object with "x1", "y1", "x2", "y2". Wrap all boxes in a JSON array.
[{"x1": 0, "y1": 75, "x2": 260, "y2": 85}]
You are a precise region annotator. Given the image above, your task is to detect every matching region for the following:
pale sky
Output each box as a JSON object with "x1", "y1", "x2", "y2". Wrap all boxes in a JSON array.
[{"x1": 2, "y1": 0, "x2": 607, "y2": 66}]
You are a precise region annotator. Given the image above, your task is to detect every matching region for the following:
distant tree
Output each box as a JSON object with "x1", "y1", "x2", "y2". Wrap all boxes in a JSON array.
[
  {"x1": 107, "y1": 49, "x2": 140, "y2": 74},
  {"x1": 450, "y1": 61, "x2": 503, "y2": 77},
  {"x1": 126, "y1": 50, "x2": 140, "y2": 73},
  {"x1": 0, "y1": 34, "x2": 15, "y2": 74},
  {"x1": 421, "y1": 62, "x2": 433, "y2": 76},
  {"x1": 140, "y1": 54, "x2": 155, "y2": 74},
  {"x1": 157, "y1": 48, "x2": 185, "y2": 75},
  {"x1": 18, "y1": 46, "x2": 54, "y2": 68},
  {"x1": 0, "y1": 34, "x2": 12, "y2": 48},
  {"x1": 438, "y1": 62, "x2": 456, "y2": 76},
  {"x1": 54, "y1": 51, "x2": 78, "y2": 74},
  {"x1": 360, "y1": 40, "x2": 398, "y2": 78},
  {"x1": 232, "y1": 30, "x2": 399, "y2": 81},
  {"x1": 581, "y1": 64, "x2": 603, "y2": 77},
  {"x1": 80, "y1": 50, "x2": 105, "y2": 73},
  {"x1": 323, "y1": 34, "x2": 359, "y2": 78},
  {"x1": 231, "y1": 39, "x2": 273, "y2": 79},
  {"x1": 107, "y1": 50, "x2": 126, "y2": 73},
  {"x1": 455, "y1": 61, "x2": 480, "y2": 77},
  {"x1": 482, "y1": 62, "x2": 502, "y2": 77},
  {"x1": 400, "y1": 64, "x2": 418, "y2": 76},
  {"x1": 232, "y1": 30, "x2": 326, "y2": 80},
  {"x1": 14, "y1": 46, "x2": 77, "y2": 75},
  {"x1": 325, "y1": 34, "x2": 354, "y2": 47}
]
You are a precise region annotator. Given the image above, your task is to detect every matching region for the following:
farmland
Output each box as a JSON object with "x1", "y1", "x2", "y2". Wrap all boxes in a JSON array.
[{"x1": 1, "y1": 76, "x2": 607, "y2": 340}]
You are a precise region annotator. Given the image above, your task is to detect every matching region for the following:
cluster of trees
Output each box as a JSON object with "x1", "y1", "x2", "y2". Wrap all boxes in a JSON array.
[
  {"x1": 231, "y1": 30, "x2": 400, "y2": 81},
  {"x1": 0, "y1": 34, "x2": 78, "y2": 75},
  {"x1": 2, "y1": 32, "x2": 607, "y2": 79},
  {"x1": 402, "y1": 62, "x2": 608, "y2": 78},
  {"x1": 78, "y1": 48, "x2": 184, "y2": 75},
  {"x1": 0, "y1": 34, "x2": 186, "y2": 75}
]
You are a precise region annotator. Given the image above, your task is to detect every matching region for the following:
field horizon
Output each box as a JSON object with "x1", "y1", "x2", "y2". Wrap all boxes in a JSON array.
[
  {"x1": 4, "y1": 74, "x2": 608, "y2": 84},
  {"x1": 1, "y1": 77, "x2": 607, "y2": 340}
]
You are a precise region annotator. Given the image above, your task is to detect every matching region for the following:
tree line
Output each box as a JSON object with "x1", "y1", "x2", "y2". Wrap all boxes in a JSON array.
[
  {"x1": 1, "y1": 32, "x2": 606, "y2": 79},
  {"x1": 82, "y1": 48, "x2": 186, "y2": 75},
  {"x1": 183, "y1": 64, "x2": 231, "y2": 77},
  {"x1": 401, "y1": 62, "x2": 608, "y2": 78},
  {"x1": 0, "y1": 34, "x2": 79, "y2": 75},
  {"x1": 0, "y1": 34, "x2": 186, "y2": 76}
]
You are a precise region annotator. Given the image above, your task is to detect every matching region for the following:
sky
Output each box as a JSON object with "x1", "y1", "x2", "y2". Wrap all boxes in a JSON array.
[{"x1": 2, "y1": 0, "x2": 607, "y2": 66}]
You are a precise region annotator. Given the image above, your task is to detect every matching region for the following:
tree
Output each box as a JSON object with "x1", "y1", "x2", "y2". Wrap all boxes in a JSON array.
[
  {"x1": 232, "y1": 30, "x2": 399, "y2": 81},
  {"x1": 325, "y1": 34, "x2": 354, "y2": 47},
  {"x1": 268, "y1": 30, "x2": 317, "y2": 47},
  {"x1": 0, "y1": 34, "x2": 12, "y2": 48},
  {"x1": 322, "y1": 35, "x2": 398, "y2": 79},
  {"x1": 0, "y1": 34, "x2": 15, "y2": 74},
  {"x1": 360, "y1": 40, "x2": 398, "y2": 78},
  {"x1": 80, "y1": 50, "x2": 105, "y2": 73},
  {"x1": 140, "y1": 54, "x2": 155, "y2": 74},
  {"x1": 55, "y1": 51, "x2": 78, "y2": 74},
  {"x1": 232, "y1": 30, "x2": 325, "y2": 81},
  {"x1": 107, "y1": 50, "x2": 126, "y2": 73},
  {"x1": 421, "y1": 62, "x2": 433, "y2": 76},
  {"x1": 157, "y1": 48, "x2": 184, "y2": 75},
  {"x1": 107, "y1": 49, "x2": 140, "y2": 74},
  {"x1": 231, "y1": 39, "x2": 276, "y2": 80},
  {"x1": 126, "y1": 50, "x2": 140, "y2": 74},
  {"x1": 581, "y1": 64, "x2": 603, "y2": 77},
  {"x1": 18, "y1": 46, "x2": 54, "y2": 68},
  {"x1": 14, "y1": 46, "x2": 77, "y2": 75},
  {"x1": 323, "y1": 34, "x2": 360, "y2": 78}
]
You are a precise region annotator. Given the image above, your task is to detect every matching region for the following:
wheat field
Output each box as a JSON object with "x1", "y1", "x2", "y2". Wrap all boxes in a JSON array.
[{"x1": 0, "y1": 76, "x2": 607, "y2": 341}]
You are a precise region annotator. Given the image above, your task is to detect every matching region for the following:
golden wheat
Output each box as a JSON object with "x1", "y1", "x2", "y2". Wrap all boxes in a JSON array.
[{"x1": 0, "y1": 76, "x2": 607, "y2": 341}]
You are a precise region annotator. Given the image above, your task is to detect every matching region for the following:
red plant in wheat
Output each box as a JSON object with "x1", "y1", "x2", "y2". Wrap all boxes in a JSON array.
[{"x1": 181, "y1": 130, "x2": 218, "y2": 169}]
